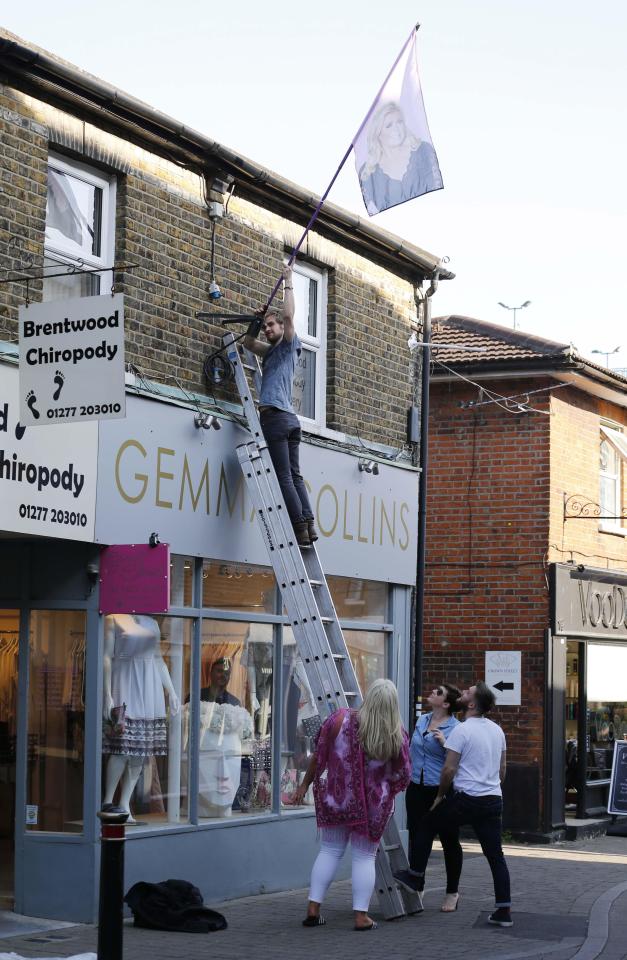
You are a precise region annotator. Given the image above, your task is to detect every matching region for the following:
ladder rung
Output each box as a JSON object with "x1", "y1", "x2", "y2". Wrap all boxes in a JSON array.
[
  {"x1": 321, "y1": 616, "x2": 334, "y2": 623},
  {"x1": 384, "y1": 844, "x2": 400, "y2": 853},
  {"x1": 332, "y1": 653, "x2": 346, "y2": 661},
  {"x1": 309, "y1": 579, "x2": 323, "y2": 586},
  {"x1": 344, "y1": 691, "x2": 358, "y2": 698}
]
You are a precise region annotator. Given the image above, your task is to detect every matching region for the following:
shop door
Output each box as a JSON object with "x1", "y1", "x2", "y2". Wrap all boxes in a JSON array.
[{"x1": 0, "y1": 609, "x2": 19, "y2": 907}]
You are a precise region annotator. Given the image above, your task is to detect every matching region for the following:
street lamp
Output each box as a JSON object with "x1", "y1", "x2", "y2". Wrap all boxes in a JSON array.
[
  {"x1": 498, "y1": 300, "x2": 531, "y2": 330},
  {"x1": 591, "y1": 346, "x2": 620, "y2": 368}
]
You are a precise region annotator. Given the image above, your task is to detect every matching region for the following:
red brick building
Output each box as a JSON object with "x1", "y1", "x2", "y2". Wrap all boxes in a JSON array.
[{"x1": 423, "y1": 316, "x2": 627, "y2": 839}]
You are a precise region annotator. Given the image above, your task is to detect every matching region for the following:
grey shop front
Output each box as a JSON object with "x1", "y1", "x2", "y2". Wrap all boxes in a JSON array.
[
  {"x1": 0, "y1": 359, "x2": 418, "y2": 921},
  {"x1": 547, "y1": 563, "x2": 627, "y2": 830}
]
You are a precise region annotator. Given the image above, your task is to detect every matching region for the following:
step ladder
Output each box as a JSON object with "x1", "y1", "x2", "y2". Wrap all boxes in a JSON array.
[{"x1": 223, "y1": 332, "x2": 421, "y2": 920}]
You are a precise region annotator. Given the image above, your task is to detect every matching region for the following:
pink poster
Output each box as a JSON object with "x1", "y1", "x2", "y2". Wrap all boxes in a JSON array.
[{"x1": 99, "y1": 542, "x2": 170, "y2": 614}]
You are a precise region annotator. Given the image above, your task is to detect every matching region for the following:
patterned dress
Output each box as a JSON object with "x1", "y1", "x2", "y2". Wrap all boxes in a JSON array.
[
  {"x1": 102, "y1": 614, "x2": 168, "y2": 757},
  {"x1": 313, "y1": 707, "x2": 411, "y2": 845}
]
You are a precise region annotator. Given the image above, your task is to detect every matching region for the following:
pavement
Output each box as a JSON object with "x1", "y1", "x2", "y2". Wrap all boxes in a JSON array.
[{"x1": 1, "y1": 833, "x2": 627, "y2": 960}]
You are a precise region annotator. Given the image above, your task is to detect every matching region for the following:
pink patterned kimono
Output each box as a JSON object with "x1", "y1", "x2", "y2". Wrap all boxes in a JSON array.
[{"x1": 313, "y1": 707, "x2": 411, "y2": 844}]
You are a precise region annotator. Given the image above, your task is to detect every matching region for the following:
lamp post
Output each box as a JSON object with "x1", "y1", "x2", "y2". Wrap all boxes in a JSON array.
[
  {"x1": 498, "y1": 300, "x2": 531, "y2": 330},
  {"x1": 591, "y1": 346, "x2": 620, "y2": 368}
]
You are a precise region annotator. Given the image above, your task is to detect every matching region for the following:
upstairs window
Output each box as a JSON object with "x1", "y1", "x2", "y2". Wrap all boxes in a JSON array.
[
  {"x1": 292, "y1": 262, "x2": 326, "y2": 425},
  {"x1": 44, "y1": 154, "x2": 116, "y2": 300},
  {"x1": 600, "y1": 423, "x2": 627, "y2": 534}
]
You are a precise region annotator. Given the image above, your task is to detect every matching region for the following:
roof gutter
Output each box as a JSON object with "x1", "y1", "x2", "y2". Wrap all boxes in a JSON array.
[{"x1": 0, "y1": 33, "x2": 453, "y2": 284}]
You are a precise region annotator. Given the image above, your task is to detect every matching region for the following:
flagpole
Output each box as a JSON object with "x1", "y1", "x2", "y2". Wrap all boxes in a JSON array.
[{"x1": 263, "y1": 24, "x2": 420, "y2": 313}]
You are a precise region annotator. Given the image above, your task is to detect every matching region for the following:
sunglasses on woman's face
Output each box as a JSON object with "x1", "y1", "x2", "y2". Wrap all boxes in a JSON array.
[{"x1": 433, "y1": 687, "x2": 446, "y2": 696}]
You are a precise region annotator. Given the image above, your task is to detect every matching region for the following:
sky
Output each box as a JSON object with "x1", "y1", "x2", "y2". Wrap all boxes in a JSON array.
[{"x1": 4, "y1": 1, "x2": 627, "y2": 367}]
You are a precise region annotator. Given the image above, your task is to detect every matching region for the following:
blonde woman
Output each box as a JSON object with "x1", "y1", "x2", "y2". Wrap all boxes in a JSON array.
[
  {"x1": 358, "y1": 102, "x2": 443, "y2": 215},
  {"x1": 291, "y1": 679, "x2": 411, "y2": 931}
]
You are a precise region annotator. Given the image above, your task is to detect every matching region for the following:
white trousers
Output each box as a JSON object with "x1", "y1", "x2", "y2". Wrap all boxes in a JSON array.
[{"x1": 308, "y1": 828, "x2": 378, "y2": 912}]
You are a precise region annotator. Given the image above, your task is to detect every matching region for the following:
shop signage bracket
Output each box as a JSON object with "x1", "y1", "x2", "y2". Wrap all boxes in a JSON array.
[
  {"x1": 223, "y1": 331, "x2": 421, "y2": 922},
  {"x1": 563, "y1": 493, "x2": 627, "y2": 522}
]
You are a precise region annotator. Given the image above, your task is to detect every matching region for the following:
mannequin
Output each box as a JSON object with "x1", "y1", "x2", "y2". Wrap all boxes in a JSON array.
[
  {"x1": 182, "y1": 701, "x2": 252, "y2": 818},
  {"x1": 102, "y1": 613, "x2": 180, "y2": 821},
  {"x1": 244, "y1": 623, "x2": 273, "y2": 737}
]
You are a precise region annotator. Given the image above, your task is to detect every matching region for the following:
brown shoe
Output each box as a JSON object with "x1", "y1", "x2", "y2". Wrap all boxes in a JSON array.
[
  {"x1": 307, "y1": 520, "x2": 319, "y2": 542},
  {"x1": 293, "y1": 521, "x2": 312, "y2": 547}
]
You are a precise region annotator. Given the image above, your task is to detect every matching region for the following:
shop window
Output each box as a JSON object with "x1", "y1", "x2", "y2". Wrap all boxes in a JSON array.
[
  {"x1": 345, "y1": 629, "x2": 388, "y2": 693},
  {"x1": 280, "y1": 627, "x2": 319, "y2": 810},
  {"x1": 101, "y1": 613, "x2": 191, "y2": 827},
  {"x1": 328, "y1": 577, "x2": 389, "y2": 623},
  {"x1": 191, "y1": 620, "x2": 271, "y2": 820},
  {"x1": 170, "y1": 555, "x2": 194, "y2": 607},
  {"x1": 292, "y1": 262, "x2": 326, "y2": 425},
  {"x1": 202, "y1": 561, "x2": 276, "y2": 613},
  {"x1": 27, "y1": 610, "x2": 86, "y2": 833},
  {"x1": 586, "y1": 643, "x2": 627, "y2": 785},
  {"x1": 43, "y1": 153, "x2": 116, "y2": 301},
  {"x1": 599, "y1": 424, "x2": 627, "y2": 534}
]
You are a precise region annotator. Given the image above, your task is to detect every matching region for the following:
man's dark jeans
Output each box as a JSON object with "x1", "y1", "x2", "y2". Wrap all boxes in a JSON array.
[
  {"x1": 412, "y1": 791, "x2": 511, "y2": 907},
  {"x1": 260, "y1": 407, "x2": 314, "y2": 525}
]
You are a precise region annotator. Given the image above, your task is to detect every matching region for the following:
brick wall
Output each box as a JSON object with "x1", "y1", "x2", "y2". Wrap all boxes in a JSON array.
[
  {"x1": 0, "y1": 81, "x2": 418, "y2": 449},
  {"x1": 549, "y1": 389, "x2": 627, "y2": 569},
  {"x1": 424, "y1": 377, "x2": 552, "y2": 827}
]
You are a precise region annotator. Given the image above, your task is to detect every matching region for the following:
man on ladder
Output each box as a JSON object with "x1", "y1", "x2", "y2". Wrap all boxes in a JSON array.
[{"x1": 243, "y1": 263, "x2": 319, "y2": 548}]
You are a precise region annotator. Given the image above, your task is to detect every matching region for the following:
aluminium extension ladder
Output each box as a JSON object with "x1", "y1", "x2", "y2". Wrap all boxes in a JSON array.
[{"x1": 223, "y1": 332, "x2": 421, "y2": 920}]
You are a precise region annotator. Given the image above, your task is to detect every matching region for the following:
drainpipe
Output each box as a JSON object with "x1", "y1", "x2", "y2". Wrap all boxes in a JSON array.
[{"x1": 412, "y1": 268, "x2": 440, "y2": 725}]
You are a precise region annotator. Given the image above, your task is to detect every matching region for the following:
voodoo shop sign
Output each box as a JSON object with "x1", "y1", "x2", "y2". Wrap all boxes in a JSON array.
[{"x1": 19, "y1": 293, "x2": 126, "y2": 426}]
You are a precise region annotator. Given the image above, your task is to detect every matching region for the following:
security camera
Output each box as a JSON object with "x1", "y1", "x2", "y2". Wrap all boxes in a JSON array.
[{"x1": 86, "y1": 561, "x2": 99, "y2": 584}]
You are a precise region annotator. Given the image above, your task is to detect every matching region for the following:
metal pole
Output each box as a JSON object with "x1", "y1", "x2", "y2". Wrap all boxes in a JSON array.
[
  {"x1": 413, "y1": 270, "x2": 439, "y2": 725},
  {"x1": 97, "y1": 807, "x2": 128, "y2": 960}
]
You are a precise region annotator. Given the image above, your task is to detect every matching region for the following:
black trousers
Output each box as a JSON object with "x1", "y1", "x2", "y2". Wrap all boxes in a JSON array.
[
  {"x1": 260, "y1": 408, "x2": 314, "y2": 524},
  {"x1": 411, "y1": 790, "x2": 511, "y2": 907},
  {"x1": 405, "y1": 780, "x2": 463, "y2": 894}
]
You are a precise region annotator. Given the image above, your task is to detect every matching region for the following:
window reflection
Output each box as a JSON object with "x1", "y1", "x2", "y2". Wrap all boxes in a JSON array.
[{"x1": 27, "y1": 611, "x2": 86, "y2": 833}]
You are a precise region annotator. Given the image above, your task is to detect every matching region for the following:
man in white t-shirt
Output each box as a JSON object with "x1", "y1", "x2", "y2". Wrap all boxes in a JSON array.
[{"x1": 397, "y1": 682, "x2": 513, "y2": 927}]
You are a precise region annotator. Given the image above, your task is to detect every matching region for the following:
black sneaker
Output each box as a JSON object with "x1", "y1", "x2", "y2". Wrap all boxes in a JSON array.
[
  {"x1": 393, "y1": 869, "x2": 424, "y2": 894},
  {"x1": 488, "y1": 908, "x2": 513, "y2": 927}
]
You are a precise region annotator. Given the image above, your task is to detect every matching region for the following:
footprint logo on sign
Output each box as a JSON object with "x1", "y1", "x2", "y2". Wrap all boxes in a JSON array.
[
  {"x1": 52, "y1": 370, "x2": 65, "y2": 402},
  {"x1": 26, "y1": 391, "x2": 40, "y2": 419}
]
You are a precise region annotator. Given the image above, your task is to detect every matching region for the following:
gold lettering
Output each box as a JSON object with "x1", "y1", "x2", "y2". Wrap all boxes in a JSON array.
[
  {"x1": 342, "y1": 491, "x2": 354, "y2": 541},
  {"x1": 316, "y1": 484, "x2": 338, "y2": 537},
  {"x1": 179, "y1": 454, "x2": 210, "y2": 513},
  {"x1": 398, "y1": 502, "x2": 410, "y2": 551},
  {"x1": 217, "y1": 463, "x2": 245, "y2": 519},
  {"x1": 115, "y1": 439, "x2": 148, "y2": 504},
  {"x1": 156, "y1": 447, "x2": 175, "y2": 509},
  {"x1": 357, "y1": 494, "x2": 368, "y2": 544},
  {"x1": 380, "y1": 500, "x2": 396, "y2": 546}
]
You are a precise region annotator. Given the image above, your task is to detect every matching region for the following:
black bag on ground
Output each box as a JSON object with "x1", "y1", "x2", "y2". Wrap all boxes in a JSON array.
[{"x1": 124, "y1": 879, "x2": 227, "y2": 933}]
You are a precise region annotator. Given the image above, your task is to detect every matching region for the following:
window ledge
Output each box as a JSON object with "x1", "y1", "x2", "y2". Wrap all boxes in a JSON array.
[{"x1": 598, "y1": 524, "x2": 627, "y2": 538}]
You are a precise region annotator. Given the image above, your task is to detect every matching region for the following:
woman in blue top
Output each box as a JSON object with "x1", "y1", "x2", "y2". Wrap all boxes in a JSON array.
[{"x1": 394, "y1": 683, "x2": 462, "y2": 912}]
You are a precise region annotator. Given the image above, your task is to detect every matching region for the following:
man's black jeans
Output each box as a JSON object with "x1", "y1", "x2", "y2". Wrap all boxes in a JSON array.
[
  {"x1": 412, "y1": 791, "x2": 511, "y2": 907},
  {"x1": 260, "y1": 407, "x2": 314, "y2": 525}
]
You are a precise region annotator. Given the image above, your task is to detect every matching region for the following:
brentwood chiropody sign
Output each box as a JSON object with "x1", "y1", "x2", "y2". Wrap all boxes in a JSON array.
[{"x1": 19, "y1": 293, "x2": 126, "y2": 426}]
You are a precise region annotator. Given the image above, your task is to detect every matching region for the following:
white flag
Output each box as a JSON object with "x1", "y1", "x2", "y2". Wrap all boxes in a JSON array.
[{"x1": 353, "y1": 28, "x2": 443, "y2": 216}]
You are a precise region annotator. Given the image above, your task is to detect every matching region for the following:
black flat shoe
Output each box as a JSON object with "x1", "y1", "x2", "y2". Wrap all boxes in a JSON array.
[
  {"x1": 302, "y1": 915, "x2": 326, "y2": 927},
  {"x1": 354, "y1": 920, "x2": 378, "y2": 931}
]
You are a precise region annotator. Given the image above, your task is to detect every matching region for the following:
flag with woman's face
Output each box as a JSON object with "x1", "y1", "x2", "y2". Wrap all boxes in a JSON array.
[{"x1": 353, "y1": 29, "x2": 443, "y2": 216}]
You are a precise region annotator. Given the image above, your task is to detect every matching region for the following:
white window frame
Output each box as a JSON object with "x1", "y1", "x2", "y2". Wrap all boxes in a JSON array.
[
  {"x1": 599, "y1": 423, "x2": 627, "y2": 536},
  {"x1": 292, "y1": 261, "x2": 327, "y2": 428},
  {"x1": 45, "y1": 152, "x2": 116, "y2": 292}
]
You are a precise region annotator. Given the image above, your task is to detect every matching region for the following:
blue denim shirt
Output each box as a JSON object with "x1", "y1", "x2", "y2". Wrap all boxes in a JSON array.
[
  {"x1": 259, "y1": 334, "x2": 302, "y2": 414},
  {"x1": 410, "y1": 712, "x2": 460, "y2": 786}
]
